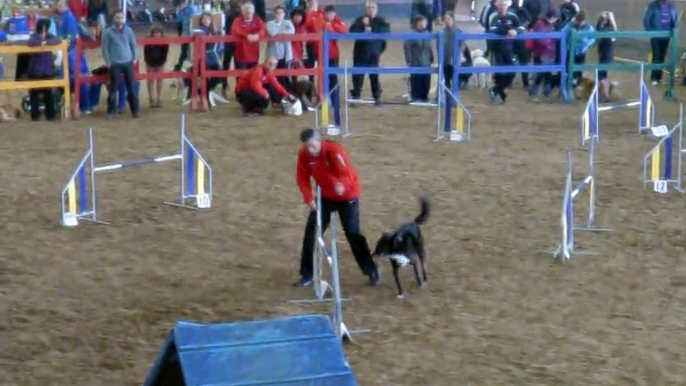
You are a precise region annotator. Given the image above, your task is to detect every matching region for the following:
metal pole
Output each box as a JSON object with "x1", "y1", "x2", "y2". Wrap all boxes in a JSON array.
[
  {"x1": 89, "y1": 128, "x2": 97, "y2": 222},
  {"x1": 180, "y1": 114, "x2": 186, "y2": 205},
  {"x1": 343, "y1": 61, "x2": 350, "y2": 136},
  {"x1": 330, "y1": 212, "x2": 343, "y2": 339}
]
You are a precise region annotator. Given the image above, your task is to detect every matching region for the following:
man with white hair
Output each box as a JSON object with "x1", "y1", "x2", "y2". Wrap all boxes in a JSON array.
[
  {"x1": 349, "y1": 1, "x2": 390, "y2": 104},
  {"x1": 488, "y1": 0, "x2": 521, "y2": 104},
  {"x1": 231, "y1": 1, "x2": 266, "y2": 70}
]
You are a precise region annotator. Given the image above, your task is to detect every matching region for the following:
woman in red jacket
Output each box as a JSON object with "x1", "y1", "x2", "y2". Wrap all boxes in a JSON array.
[
  {"x1": 295, "y1": 128, "x2": 380, "y2": 287},
  {"x1": 234, "y1": 57, "x2": 295, "y2": 115},
  {"x1": 230, "y1": 1, "x2": 266, "y2": 70},
  {"x1": 303, "y1": 0, "x2": 324, "y2": 82}
]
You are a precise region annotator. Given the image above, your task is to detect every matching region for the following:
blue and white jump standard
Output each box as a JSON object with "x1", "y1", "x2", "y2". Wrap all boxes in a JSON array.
[{"x1": 60, "y1": 114, "x2": 213, "y2": 227}]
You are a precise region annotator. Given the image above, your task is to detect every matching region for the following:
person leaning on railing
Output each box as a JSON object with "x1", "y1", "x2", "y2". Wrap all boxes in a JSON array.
[
  {"x1": 643, "y1": 0, "x2": 678, "y2": 86},
  {"x1": 231, "y1": 1, "x2": 266, "y2": 71},
  {"x1": 266, "y1": 5, "x2": 295, "y2": 91},
  {"x1": 26, "y1": 19, "x2": 62, "y2": 122},
  {"x1": 562, "y1": 10, "x2": 595, "y2": 87}
]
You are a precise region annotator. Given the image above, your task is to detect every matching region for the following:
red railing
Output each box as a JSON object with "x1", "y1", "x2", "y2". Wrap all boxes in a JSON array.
[{"x1": 73, "y1": 33, "x2": 325, "y2": 113}]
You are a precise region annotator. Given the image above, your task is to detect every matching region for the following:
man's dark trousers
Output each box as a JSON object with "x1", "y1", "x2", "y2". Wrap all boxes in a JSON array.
[
  {"x1": 351, "y1": 53, "x2": 381, "y2": 99},
  {"x1": 650, "y1": 37, "x2": 671, "y2": 82},
  {"x1": 107, "y1": 62, "x2": 139, "y2": 115},
  {"x1": 300, "y1": 197, "x2": 377, "y2": 280}
]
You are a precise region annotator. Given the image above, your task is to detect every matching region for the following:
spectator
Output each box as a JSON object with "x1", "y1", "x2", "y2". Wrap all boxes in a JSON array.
[
  {"x1": 222, "y1": 0, "x2": 242, "y2": 97},
  {"x1": 528, "y1": 9, "x2": 557, "y2": 101},
  {"x1": 564, "y1": 11, "x2": 594, "y2": 87},
  {"x1": 290, "y1": 7, "x2": 308, "y2": 85},
  {"x1": 195, "y1": 12, "x2": 224, "y2": 105},
  {"x1": 231, "y1": 1, "x2": 266, "y2": 70},
  {"x1": 349, "y1": 0, "x2": 389, "y2": 105},
  {"x1": 442, "y1": 11, "x2": 463, "y2": 90},
  {"x1": 509, "y1": 0, "x2": 531, "y2": 88},
  {"x1": 558, "y1": 0, "x2": 579, "y2": 26},
  {"x1": 410, "y1": 0, "x2": 442, "y2": 32},
  {"x1": 87, "y1": 0, "x2": 108, "y2": 38},
  {"x1": 404, "y1": 14, "x2": 434, "y2": 102},
  {"x1": 266, "y1": 5, "x2": 295, "y2": 91},
  {"x1": 56, "y1": 0, "x2": 78, "y2": 49},
  {"x1": 101, "y1": 9, "x2": 139, "y2": 118},
  {"x1": 176, "y1": 0, "x2": 202, "y2": 67},
  {"x1": 311, "y1": 5, "x2": 347, "y2": 127},
  {"x1": 478, "y1": 0, "x2": 496, "y2": 57},
  {"x1": 303, "y1": 0, "x2": 325, "y2": 82},
  {"x1": 283, "y1": 0, "x2": 306, "y2": 17},
  {"x1": 643, "y1": 0, "x2": 678, "y2": 86},
  {"x1": 234, "y1": 57, "x2": 295, "y2": 115},
  {"x1": 489, "y1": 0, "x2": 521, "y2": 104},
  {"x1": 144, "y1": 26, "x2": 169, "y2": 108},
  {"x1": 596, "y1": 11, "x2": 616, "y2": 102},
  {"x1": 27, "y1": 19, "x2": 61, "y2": 122}
]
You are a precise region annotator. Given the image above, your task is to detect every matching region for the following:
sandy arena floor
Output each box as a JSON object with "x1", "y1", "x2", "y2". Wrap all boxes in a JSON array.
[{"x1": 3, "y1": 30, "x2": 686, "y2": 385}]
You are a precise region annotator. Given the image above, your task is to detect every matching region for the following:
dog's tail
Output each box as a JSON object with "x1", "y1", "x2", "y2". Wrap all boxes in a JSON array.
[{"x1": 414, "y1": 196, "x2": 430, "y2": 225}]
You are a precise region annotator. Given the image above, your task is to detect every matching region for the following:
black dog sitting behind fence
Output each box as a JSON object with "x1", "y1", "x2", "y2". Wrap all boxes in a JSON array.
[{"x1": 372, "y1": 196, "x2": 430, "y2": 298}]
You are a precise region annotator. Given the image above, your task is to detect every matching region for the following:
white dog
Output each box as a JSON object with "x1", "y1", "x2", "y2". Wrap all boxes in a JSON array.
[{"x1": 470, "y1": 49, "x2": 492, "y2": 89}]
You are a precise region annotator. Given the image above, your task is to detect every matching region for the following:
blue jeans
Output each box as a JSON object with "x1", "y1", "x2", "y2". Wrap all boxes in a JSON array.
[{"x1": 529, "y1": 57, "x2": 555, "y2": 97}]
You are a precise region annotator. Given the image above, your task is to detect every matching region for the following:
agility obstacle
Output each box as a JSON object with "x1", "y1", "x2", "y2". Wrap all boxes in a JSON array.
[
  {"x1": 643, "y1": 104, "x2": 684, "y2": 194},
  {"x1": 548, "y1": 139, "x2": 612, "y2": 262},
  {"x1": 289, "y1": 187, "x2": 370, "y2": 342},
  {"x1": 60, "y1": 115, "x2": 212, "y2": 227},
  {"x1": 580, "y1": 65, "x2": 655, "y2": 146}
]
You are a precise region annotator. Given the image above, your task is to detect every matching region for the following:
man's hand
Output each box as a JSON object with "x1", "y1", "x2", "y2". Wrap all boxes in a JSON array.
[
  {"x1": 247, "y1": 34, "x2": 259, "y2": 42},
  {"x1": 507, "y1": 29, "x2": 517, "y2": 37},
  {"x1": 362, "y1": 17, "x2": 369, "y2": 25},
  {"x1": 287, "y1": 94, "x2": 297, "y2": 103},
  {"x1": 308, "y1": 200, "x2": 316, "y2": 211},
  {"x1": 364, "y1": 26, "x2": 372, "y2": 32},
  {"x1": 334, "y1": 181, "x2": 345, "y2": 196}
]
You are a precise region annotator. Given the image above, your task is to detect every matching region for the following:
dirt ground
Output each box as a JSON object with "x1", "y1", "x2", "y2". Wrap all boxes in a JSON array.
[{"x1": 3, "y1": 25, "x2": 686, "y2": 386}]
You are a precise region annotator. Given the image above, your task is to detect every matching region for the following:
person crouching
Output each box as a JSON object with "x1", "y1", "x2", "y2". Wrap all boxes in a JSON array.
[
  {"x1": 404, "y1": 15, "x2": 433, "y2": 103},
  {"x1": 234, "y1": 56, "x2": 296, "y2": 116}
]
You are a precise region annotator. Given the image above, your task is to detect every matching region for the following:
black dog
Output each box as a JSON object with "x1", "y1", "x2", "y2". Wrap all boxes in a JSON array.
[{"x1": 372, "y1": 197, "x2": 430, "y2": 298}]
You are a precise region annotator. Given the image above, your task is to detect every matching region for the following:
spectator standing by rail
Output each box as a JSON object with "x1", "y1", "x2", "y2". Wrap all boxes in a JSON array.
[
  {"x1": 231, "y1": 1, "x2": 266, "y2": 70},
  {"x1": 222, "y1": 0, "x2": 242, "y2": 97},
  {"x1": 528, "y1": 9, "x2": 557, "y2": 102},
  {"x1": 295, "y1": 128, "x2": 380, "y2": 288},
  {"x1": 266, "y1": 5, "x2": 295, "y2": 91},
  {"x1": 176, "y1": 0, "x2": 202, "y2": 68},
  {"x1": 27, "y1": 19, "x2": 61, "y2": 122},
  {"x1": 304, "y1": 0, "x2": 325, "y2": 83},
  {"x1": 643, "y1": 0, "x2": 678, "y2": 86},
  {"x1": 404, "y1": 14, "x2": 434, "y2": 102},
  {"x1": 489, "y1": 0, "x2": 520, "y2": 104},
  {"x1": 596, "y1": 11, "x2": 617, "y2": 102},
  {"x1": 508, "y1": 0, "x2": 531, "y2": 88},
  {"x1": 349, "y1": 0, "x2": 390, "y2": 105},
  {"x1": 102, "y1": 9, "x2": 139, "y2": 119},
  {"x1": 143, "y1": 25, "x2": 169, "y2": 108},
  {"x1": 563, "y1": 11, "x2": 594, "y2": 87},
  {"x1": 290, "y1": 8, "x2": 308, "y2": 86}
]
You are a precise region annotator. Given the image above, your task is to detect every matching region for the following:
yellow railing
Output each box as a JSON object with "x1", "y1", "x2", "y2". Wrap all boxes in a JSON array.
[{"x1": 0, "y1": 41, "x2": 71, "y2": 118}]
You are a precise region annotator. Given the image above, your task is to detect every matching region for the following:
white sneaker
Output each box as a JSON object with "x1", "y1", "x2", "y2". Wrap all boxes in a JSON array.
[{"x1": 651, "y1": 81, "x2": 659, "y2": 86}]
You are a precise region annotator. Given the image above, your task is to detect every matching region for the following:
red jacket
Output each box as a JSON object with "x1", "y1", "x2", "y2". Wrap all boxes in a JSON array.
[
  {"x1": 231, "y1": 15, "x2": 266, "y2": 63},
  {"x1": 68, "y1": 0, "x2": 87, "y2": 19},
  {"x1": 235, "y1": 64, "x2": 289, "y2": 98},
  {"x1": 310, "y1": 16, "x2": 347, "y2": 60},
  {"x1": 296, "y1": 141, "x2": 360, "y2": 204},
  {"x1": 291, "y1": 20, "x2": 308, "y2": 62}
]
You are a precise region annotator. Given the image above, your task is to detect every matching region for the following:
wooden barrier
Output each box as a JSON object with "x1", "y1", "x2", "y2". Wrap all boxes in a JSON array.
[{"x1": 0, "y1": 41, "x2": 71, "y2": 118}]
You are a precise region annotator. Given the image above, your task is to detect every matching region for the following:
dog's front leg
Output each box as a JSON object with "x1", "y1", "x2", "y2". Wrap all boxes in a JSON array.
[
  {"x1": 391, "y1": 263, "x2": 404, "y2": 299},
  {"x1": 412, "y1": 263, "x2": 422, "y2": 287}
]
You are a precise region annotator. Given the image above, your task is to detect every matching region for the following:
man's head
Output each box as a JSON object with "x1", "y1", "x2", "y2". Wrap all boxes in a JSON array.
[
  {"x1": 496, "y1": 0, "x2": 510, "y2": 13},
  {"x1": 291, "y1": 7, "x2": 305, "y2": 24},
  {"x1": 56, "y1": 0, "x2": 67, "y2": 13},
  {"x1": 574, "y1": 10, "x2": 586, "y2": 25},
  {"x1": 241, "y1": 1, "x2": 255, "y2": 19},
  {"x1": 324, "y1": 5, "x2": 336, "y2": 21},
  {"x1": 300, "y1": 128, "x2": 322, "y2": 155},
  {"x1": 546, "y1": 9, "x2": 558, "y2": 23},
  {"x1": 274, "y1": 5, "x2": 285, "y2": 22},
  {"x1": 264, "y1": 56, "x2": 279, "y2": 72},
  {"x1": 113, "y1": 9, "x2": 125, "y2": 27},
  {"x1": 309, "y1": 0, "x2": 318, "y2": 10},
  {"x1": 443, "y1": 11, "x2": 454, "y2": 27},
  {"x1": 365, "y1": 1, "x2": 378, "y2": 18},
  {"x1": 412, "y1": 14, "x2": 427, "y2": 30}
]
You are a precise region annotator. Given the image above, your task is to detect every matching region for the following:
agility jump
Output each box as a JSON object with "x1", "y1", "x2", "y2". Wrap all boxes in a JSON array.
[
  {"x1": 643, "y1": 104, "x2": 684, "y2": 194},
  {"x1": 60, "y1": 115, "x2": 213, "y2": 227},
  {"x1": 581, "y1": 65, "x2": 655, "y2": 145},
  {"x1": 548, "y1": 139, "x2": 612, "y2": 262},
  {"x1": 289, "y1": 187, "x2": 370, "y2": 342}
]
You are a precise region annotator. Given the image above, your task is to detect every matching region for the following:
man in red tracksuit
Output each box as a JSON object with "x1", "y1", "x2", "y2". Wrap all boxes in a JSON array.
[
  {"x1": 235, "y1": 57, "x2": 295, "y2": 115},
  {"x1": 231, "y1": 1, "x2": 266, "y2": 70},
  {"x1": 295, "y1": 128, "x2": 380, "y2": 287}
]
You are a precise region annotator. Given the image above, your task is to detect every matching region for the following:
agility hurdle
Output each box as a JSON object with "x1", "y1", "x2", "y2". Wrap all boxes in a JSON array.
[
  {"x1": 643, "y1": 104, "x2": 684, "y2": 194},
  {"x1": 314, "y1": 85, "x2": 349, "y2": 137},
  {"x1": 436, "y1": 82, "x2": 472, "y2": 142},
  {"x1": 547, "y1": 139, "x2": 612, "y2": 262},
  {"x1": 322, "y1": 30, "x2": 444, "y2": 140},
  {"x1": 289, "y1": 187, "x2": 370, "y2": 342},
  {"x1": 60, "y1": 115, "x2": 213, "y2": 227},
  {"x1": 580, "y1": 65, "x2": 655, "y2": 146}
]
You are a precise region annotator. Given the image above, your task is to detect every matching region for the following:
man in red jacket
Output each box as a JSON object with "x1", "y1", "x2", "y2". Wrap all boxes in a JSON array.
[
  {"x1": 295, "y1": 128, "x2": 380, "y2": 287},
  {"x1": 231, "y1": 1, "x2": 266, "y2": 70},
  {"x1": 235, "y1": 57, "x2": 295, "y2": 115}
]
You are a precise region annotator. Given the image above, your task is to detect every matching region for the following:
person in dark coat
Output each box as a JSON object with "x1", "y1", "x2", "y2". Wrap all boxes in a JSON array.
[
  {"x1": 27, "y1": 19, "x2": 61, "y2": 121},
  {"x1": 643, "y1": 0, "x2": 678, "y2": 85},
  {"x1": 349, "y1": 0, "x2": 390, "y2": 104},
  {"x1": 509, "y1": 1, "x2": 531, "y2": 88},
  {"x1": 489, "y1": 0, "x2": 521, "y2": 104},
  {"x1": 143, "y1": 25, "x2": 169, "y2": 107},
  {"x1": 222, "y1": 0, "x2": 241, "y2": 96}
]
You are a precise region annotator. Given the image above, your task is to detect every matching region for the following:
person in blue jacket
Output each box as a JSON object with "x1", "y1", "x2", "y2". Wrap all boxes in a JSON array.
[
  {"x1": 410, "y1": 0, "x2": 443, "y2": 32},
  {"x1": 563, "y1": 10, "x2": 595, "y2": 87},
  {"x1": 176, "y1": 0, "x2": 202, "y2": 67},
  {"x1": 643, "y1": 0, "x2": 678, "y2": 85},
  {"x1": 195, "y1": 12, "x2": 224, "y2": 107}
]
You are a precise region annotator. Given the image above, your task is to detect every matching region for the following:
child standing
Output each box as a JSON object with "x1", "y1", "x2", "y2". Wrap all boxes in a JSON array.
[
  {"x1": 596, "y1": 11, "x2": 616, "y2": 102},
  {"x1": 528, "y1": 9, "x2": 558, "y2": 101},
  {"x1": 404, "y1": 14, "x2": 433, "y2": 102},
  {"x1": 143, "y1": 26, "x2": 169, "y2": 108}
]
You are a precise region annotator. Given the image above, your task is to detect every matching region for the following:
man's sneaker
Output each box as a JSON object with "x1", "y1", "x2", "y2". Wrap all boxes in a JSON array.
[
  {"x1": 651, "y1": 80, "x2": 659, "y2": 86},
  {"x1": 368, "y1": 269, "x2": 381, "y2": 286},
  {"x1": 294, "y1": 276, "x2": 313, "y2": 287}
]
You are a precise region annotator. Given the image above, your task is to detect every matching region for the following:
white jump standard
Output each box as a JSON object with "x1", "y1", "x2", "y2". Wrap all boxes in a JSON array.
[{"x1": 60, "y1": 114, "x2": 213, "y2": 227}]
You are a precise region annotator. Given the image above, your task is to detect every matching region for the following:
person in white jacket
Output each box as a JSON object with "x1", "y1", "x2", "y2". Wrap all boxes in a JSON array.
[{"x1": 266, "y1": 5, "x2": 295, "y2": 90}]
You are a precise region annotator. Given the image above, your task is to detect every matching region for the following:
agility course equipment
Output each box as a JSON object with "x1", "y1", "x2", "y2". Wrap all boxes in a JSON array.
[
  {"x1": 315, "y1": 85, "x2": 347, "y2": 137},
  {"x1": 143, "y1": 315, "x2": 359, "y2": 386},
  {"x1": 643, "y1": 104, "x2": 684, "y2": 194},
  {"x1": 580, "y1": 65, "x2": 655, "y2": 146},
  {"x1": 289, "y1": 187, "x2": 369, "y2": 343},
  {"x1": 60, "y1": 115, "x2": 212, "y2": 227},
  {"x1": 548, "y1": 139, "x2": 612, "y2": 262}
]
